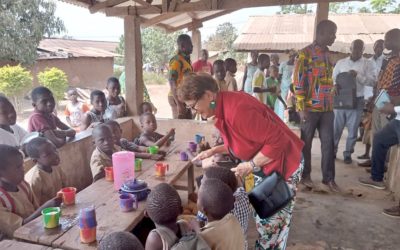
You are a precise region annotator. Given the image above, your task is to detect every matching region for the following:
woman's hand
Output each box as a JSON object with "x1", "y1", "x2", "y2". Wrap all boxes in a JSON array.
[
  {"x1": 231, "y1": 162, "x2": 253, "y2": 177},
  {"x1": 192, "y1": 148, "x2": 214, "y2": 162}
]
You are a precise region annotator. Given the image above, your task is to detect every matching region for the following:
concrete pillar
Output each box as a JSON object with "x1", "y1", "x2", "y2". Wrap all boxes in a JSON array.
[
  {"x1": 124, "y1": 16, "x2": 143, "y2": 115},
  {"x1": 314, "y1": 2, "x2": 329, "y2": 40},
  {"x1": 191, "y1": 28, "x2": 201, "y2": 62}
]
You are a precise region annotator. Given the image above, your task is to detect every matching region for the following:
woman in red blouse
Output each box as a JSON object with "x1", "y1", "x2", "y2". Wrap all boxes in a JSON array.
[{"x1": 179, "y1": 73, "x2": 304, "y2": 250}]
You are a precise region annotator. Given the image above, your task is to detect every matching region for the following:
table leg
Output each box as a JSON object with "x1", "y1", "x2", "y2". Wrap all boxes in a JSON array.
[{"x1": 187, "y1": 163, "x2": 195, "y2": 194}]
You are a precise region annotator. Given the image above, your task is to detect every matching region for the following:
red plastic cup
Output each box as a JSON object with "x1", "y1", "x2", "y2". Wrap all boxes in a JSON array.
[
  {"x1": 104, "y1": 167, "x2": 114, "y2": 182},
  {"x1": 155, "y1": 162, "x2": 169, "y2": 177},
  {"x1": 57, "y1": 187, "x2": 76, "y2": 206},
  {"x1": 80, "y1": 227, "x2": 96, "y2": 244}
]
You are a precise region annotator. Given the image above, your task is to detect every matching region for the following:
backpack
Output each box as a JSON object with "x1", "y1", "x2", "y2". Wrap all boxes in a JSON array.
[{"x1": 0, "y1": 181, "x2": 31, "y2": 215}]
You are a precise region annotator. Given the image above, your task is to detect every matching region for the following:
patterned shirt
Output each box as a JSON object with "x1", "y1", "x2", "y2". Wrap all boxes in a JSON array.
[
  {"x1": 376, "y1": 55, "x2": 400, "y2": 94},
  {"x1": 293, "y1": 42, "x2": 335, "y2": 112},
  {"x1": 168, "y1": 51, "x2": 192, "y2": 96}
]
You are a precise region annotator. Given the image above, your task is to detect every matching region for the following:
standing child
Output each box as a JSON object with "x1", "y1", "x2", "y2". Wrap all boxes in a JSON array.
[
  {"x1": 213, "y1": 60, "x2": 228, "y2": 91},
  {"x1": 198, "y1": 179, "x2": 245, "y2": 250},
  {"x1": 81, "y1": 90, "x2": 108, "y2": 131},
  {"x1": 104, "y1": 120, "x2": 164, "y2": 161},
  {"x1": 145, "y1": 183, "x2": 183, "y2": 249},
  {"x1": 25, "y1": 137, "x2": 67, "y2": 206},
  {"x1": 105, "y1": 77, "x2": 126, "y2": 119},
  {"x1": 28, "y1": 86, "x2": 76, "y2": 148},
  {"x1": 252, "y1": 54, "x2": 272, "y2": 104},
  {"x1": 90, "y1": 124, "x2": 120, "y2": 182},
  {"x1": 242, "y1": 51, "x2": 259, "y2": 94},
  {"x1": 0, "y1": 145, "x2": 61, "y2": 238},
  {"x1": 0, "y1": 96, "x2": 28, "y2": 148},
  {"x1": 224, "y1": 58, "x2": 238, "y2": 91},
  {"x1": 139, "y1": 102, "x2": 154, "y2": 115},
  {"x1": 137, "y1": 113, "x2": 175, "y2": 147},
  {"x1": 64, "y1": 89, "x2": 90, "y2": 132},
  {"x1": 265, "y1": 65, "x2": 281, "y2": 112}
]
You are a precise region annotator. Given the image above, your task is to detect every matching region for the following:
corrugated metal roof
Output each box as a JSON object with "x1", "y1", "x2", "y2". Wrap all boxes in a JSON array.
[
  {"x1": 38, "y1": 38, "x2": 119, "y2": 58},
  {"x1": 233, "y1": 14, "x2": 400, "y2": 54}
]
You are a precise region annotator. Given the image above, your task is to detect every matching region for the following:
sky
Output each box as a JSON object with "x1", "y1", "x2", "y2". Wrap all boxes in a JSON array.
[{"x1": 54, "y1": 1, "x2": 369, "y2": 42}]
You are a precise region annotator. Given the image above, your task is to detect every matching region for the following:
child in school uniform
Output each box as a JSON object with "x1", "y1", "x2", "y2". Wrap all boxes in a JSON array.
[
  {"x1": 201, "y1": 167, "x2": 251, "y2": 249},
  {"x1": 139, "y1": 102, "x2": 153, "y2": 115},
  {"x1": 90, "y1": 124, "x2": 120, "y2": 182},
  {"x1": 265, "y1": 65, "x2": 281, "y2": 112},
  {"x1": 81, "y1": 90, "x2": 108, "y2": 131},
  {"x1": 145, "y1": 183, "x2": 183, "y2": 249},
  {"x1": 213, "y1": 60, "x2": 228, "y2": 92},
  {"x1": 0, "y1": 96, "x2": 28, "y2": 148},
  {"x1": 104, "y1": 120, "x2": 164, "y2": 161},
  {"x1": 224, "y1": 58, "x2": 238, "y2": 91},
  {"x1": 137, "y1": 113, "x2": 175, "y2": 147},
  {"x1": 198, "y1": 179, "x2": 245, "y2": 250},
  {"x1": 99, "y1": 231, "x2": 144, "y2": 250},
  {"x1": 64, "y1": 88, "x2": 90, "y2": 132},
  {"x1": 24, "y1": 137, "x2": 67, "y2": 206},
  {"x1": 28, "y1": 87, "x2": 76, "y2": 148},
  {"x1": 0, "y1": 145, "x2": 61, "y2": 238},
  {"x1": 105, "y1": 77, "x2": 126, "y2": 119}
]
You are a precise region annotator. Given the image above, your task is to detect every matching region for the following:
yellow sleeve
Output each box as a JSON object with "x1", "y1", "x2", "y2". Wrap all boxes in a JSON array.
[
  {"x1": 25, "y1": 169, "x2": 44, "y2": 206},
  {"x1": 0, "y1": 205, "x2": 23, "y2": 238},
  {"x1": 252, "y1": 71, "x2": 264, "y2": 102}
]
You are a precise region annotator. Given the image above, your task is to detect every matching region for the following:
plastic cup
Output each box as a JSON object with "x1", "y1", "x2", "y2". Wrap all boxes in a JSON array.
[
  {"x1": 180, "y1": 151, "x2": 189, "y2": 161},
  {"x1": 42, "y1": 207, "x2": 61, "y2": 229},
  {"x1": 80, "y1": 227, "x2": 96, "y2": 244},
  {"x1": 119, "y1": 194, "x2": 136, "y2": 212},
  {"x1": 135, "y1": 159, "x2": 143, "y2": 172},
  {"x1": 78, "y1": 206, "x2": 97, "y2": 228},
  {"x1": 104, "y1": 167, "x2": 114, "y2": 181},
  {"x1": 188, "y1": 142, "x2": 197, "y2": 152},
  {"x1": 195, "y1": 134, "x2": 204, "y2": 144},
  {"x1": 155, "y1": 162, "x2": 169, "y2": 177},
  {"x1": 57, "y1": 187, "x2": 76, "y2": 206},
  {"x1": 148, "y1": 145, "x2": 159, "y2": 154}
]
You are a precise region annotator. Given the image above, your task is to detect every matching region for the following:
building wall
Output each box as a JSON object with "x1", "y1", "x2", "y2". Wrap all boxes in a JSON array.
[{"x1": 0, "y1": 57, "x2": 114, "y2": 90}]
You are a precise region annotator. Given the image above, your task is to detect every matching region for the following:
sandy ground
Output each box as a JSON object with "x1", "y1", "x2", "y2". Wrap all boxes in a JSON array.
[{"x1": 15, "y1": 78, "x2": 399, "y2": 250}]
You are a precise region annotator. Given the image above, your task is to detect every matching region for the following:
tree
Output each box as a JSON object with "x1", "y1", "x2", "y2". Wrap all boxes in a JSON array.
[
  {"x1": 37, "y1": 67, "x2": 68, "y2": 102},
  {"x1": 0, "y1": 0, "x2": 65, "y2": 65},
  {"x1": 279, "y1": 4, "x2": 312, "y2": 14},
  {"x1": 359, "y1": 7, "x2": 372, "y2": 13},
  {"x1": 0, "y1": 65, "x2": 32, "y2": 112},
  {"x1": 115, "y1": 28, "x2": 182, "y2": 70},
  {"x1": 371, "y1": 0, "x2": 396, "y2": 13}
]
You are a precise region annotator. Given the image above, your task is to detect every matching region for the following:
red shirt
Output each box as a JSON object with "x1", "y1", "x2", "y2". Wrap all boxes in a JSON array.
[
  {"x1": 192, "y1": 60, "x2": 213, "y2": 75},
  {"x1": 28, "y1": 111, "x2": 64, "y2": 133},
  {"x1": 215, "y1": 92, "x2": 304, "y2": 180}
]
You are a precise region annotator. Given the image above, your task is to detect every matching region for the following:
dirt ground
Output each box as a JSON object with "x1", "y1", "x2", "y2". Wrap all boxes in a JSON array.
[{"x1": 16, "y1": 81, "x2": 400, "y2": 250}]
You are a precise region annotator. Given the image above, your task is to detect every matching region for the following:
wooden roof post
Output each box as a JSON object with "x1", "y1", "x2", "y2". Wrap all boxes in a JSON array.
[
  {"x1": 192, "y1": 28, "x2": 201, "y2": 62},
  {"x1": 124, "y1": 15, "x2": 143, "y2": 116},
  {"x1": 314, "y1": 2, "x2": 329, "y2": 40}
]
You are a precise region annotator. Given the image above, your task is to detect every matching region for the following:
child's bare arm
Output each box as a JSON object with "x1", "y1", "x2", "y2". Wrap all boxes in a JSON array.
[
  {"x1": 23, "y1": 196, "x2": 62, "y2": 225},
  {"x1": 66, "y1": 116, "x2": 73, "y2": 128},
  {"x1": 43, "y1": 130, "x2": 66, "y2": 148},
  {"x1": 155, "y1": 129, "x2": 175, "y2": 147},
  {"x1": 80, "y1": 113, "x2": 91, "y2": 131},
  {"x1": 55, "y1": 119, "x2": 76, "y2": 137},
  {"x1": 145, "y1": 231, "x2": 164, "y2": 250}
]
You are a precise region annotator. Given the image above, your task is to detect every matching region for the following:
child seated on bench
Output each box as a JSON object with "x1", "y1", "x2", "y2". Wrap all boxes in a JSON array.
[
  {"x1": 28, "y1": 86, "x2": 76, "y2": 148},
  {"x1": 81, "y1": 90, "x2": 108, "y2": 131},
  {"x1": 139, "y1": 102, "x2": 153, "y2": 115},
  {"x1": 137, "y1": 113, "x2": 175, "y2": 147},
  {"x1": 0, "y1": 145, "x2": 61, "y2": 238},
  {"x1": 25, "y1": 137, "x2": 67, "y2": 206},
  {"x1": 99, "y1": 231, "x2": 144, "y2": 250},
  {"x1": 90, "y1": 124, "x2": 120, "y2": 182},
  {"x1": 104, "y1": 120, "x2": 164, "y2": 161}
]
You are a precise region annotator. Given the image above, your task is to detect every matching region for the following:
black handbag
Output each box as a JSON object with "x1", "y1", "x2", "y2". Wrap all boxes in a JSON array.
[{"x1": 248, "y1": 170, "x2": 294, "y2": 219}]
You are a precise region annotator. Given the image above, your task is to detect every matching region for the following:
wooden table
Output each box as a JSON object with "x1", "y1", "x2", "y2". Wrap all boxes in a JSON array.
[
  {"x1": 14, "y1": 142, "x2": 195, "y2": 250},
  {"x1": 0, "y1": 240, "x2": 56, "y2": 250}
]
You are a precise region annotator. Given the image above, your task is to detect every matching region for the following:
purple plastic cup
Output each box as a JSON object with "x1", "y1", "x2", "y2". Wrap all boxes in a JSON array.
[
  {"x1": 188, "y1": 142, "x2": 197, "y2": 152},
  {"x1": 180, "y1": 151, "x2": 189, "y2": 161},
  {"x1": 119, "y1": 194, "x2": 135, "y2": 212},
  {"x1": 79, "y1": 206, "x2": 97, "y2": 228}
]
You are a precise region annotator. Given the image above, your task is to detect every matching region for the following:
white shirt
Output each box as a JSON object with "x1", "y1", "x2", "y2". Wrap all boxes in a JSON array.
[
  {"x1": 365, "y1": 55, "x2": 385, "y2": 99},
  {"x1": 333, "y1": 57, "x2": 377, "y2": 97},
  {"x1": 395, "y1": 106, "x2": 400, "y2": 120},
  {"x1": 0, "y1": 124, "x2": 28, "y2": 147}
]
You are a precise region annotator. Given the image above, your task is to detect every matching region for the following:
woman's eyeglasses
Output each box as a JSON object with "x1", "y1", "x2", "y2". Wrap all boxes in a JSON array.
[{"x1": 186, "y1": 99, "x2": 199, "y2": 111}]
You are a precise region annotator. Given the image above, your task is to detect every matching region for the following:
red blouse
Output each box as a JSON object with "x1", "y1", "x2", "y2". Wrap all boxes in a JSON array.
[{"x1": 214, "y1": 91, "x2": 304, "y2": 180}]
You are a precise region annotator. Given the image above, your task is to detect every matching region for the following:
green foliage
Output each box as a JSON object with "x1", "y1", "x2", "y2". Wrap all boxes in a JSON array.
[
  {"x1": 143, "y1": 71, "x2": 167, "y2": 85},
  {"x1": 371, "y1": 0, "x2": 396, "y2": 13},
  {"x1": 279, "y1": 4, "x2": 313, "y2": 14},
  {"x1": 116, "y1": 28, "x2": 182, "y2": 69},
  {"x1": 37, "y1": 67, "x2": 68, "y2": 101},
  {"x1": 0, "y1": 0, "x2": 65, "y2": 65},
  {"x1": 329, "y1": 2, "x2": 354, "y2": 13},
  {"x1": 0, "y1": 65, "x2": 32, "y2": 97}
]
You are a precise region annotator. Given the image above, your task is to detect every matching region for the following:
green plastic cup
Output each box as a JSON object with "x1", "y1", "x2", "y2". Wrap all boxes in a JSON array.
[
  {"x1": 135, "y1": 158, "x2": 143, "y2": 171},
  {"x1": 42, "y1": 207, "x2": 61, "y2": 229},
  {"x1": 148, "y1": 145, "x2": 159, "y2": 155}
]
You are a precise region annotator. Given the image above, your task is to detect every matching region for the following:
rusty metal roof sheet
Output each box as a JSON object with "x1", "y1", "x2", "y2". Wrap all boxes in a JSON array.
[{"x1": 233, "y1": 14, "x2": 400, "y2": 54}]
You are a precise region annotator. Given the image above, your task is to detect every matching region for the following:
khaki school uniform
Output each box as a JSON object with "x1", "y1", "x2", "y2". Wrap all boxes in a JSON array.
[
  {"x1": 200, "y1": 213, "x2": 245, "y2": 250},
  {"x1": 215, "y1": 79, "x2": 229, "y2": 92},
  {"x1": 0, "y1": 181, "x2": 38, "y2": 238},
  {"x1": 90, "y1": 146, "x2": 120, "y2": 181},
  {"x1": 225, "y1": 72, "x2": 238, "y2": 91},
  {"x1": 25, "y1": 165, "x2": 67, "y2": 206}
]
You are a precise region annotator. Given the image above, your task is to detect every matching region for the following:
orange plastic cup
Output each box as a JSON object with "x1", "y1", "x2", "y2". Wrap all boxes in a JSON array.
[
  {"x1": 104, "y1": 167, "x2": 114, "y2": 182},
  {"x1": 155, "y1": 162, "x2": 169, "y2": 177},
  {"x1": 57, "y1": 187, "x2": 76, "y2": 206},
  {"x1": 80, "y1": 227, "x2": 97, "y2": 244}
]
